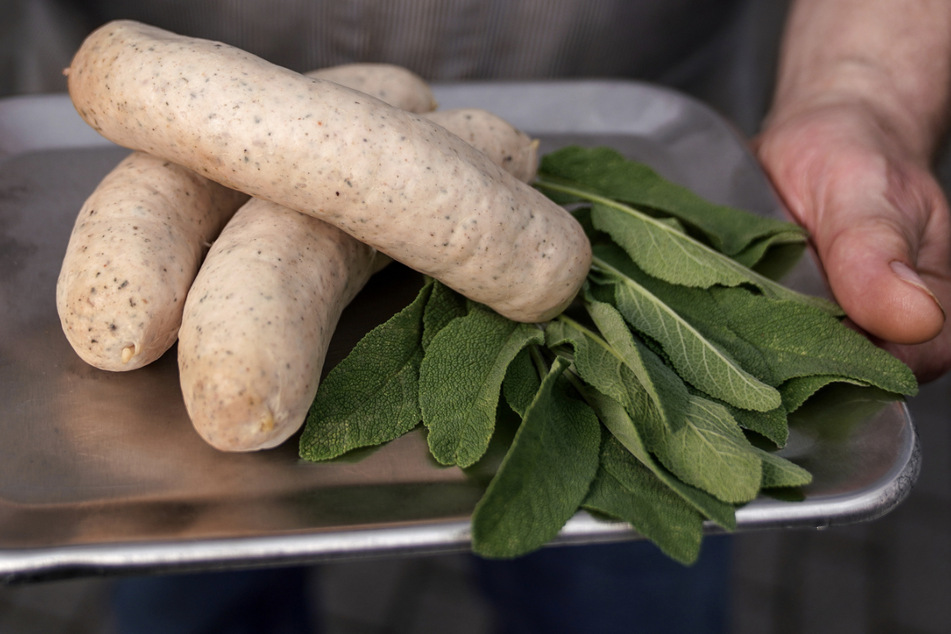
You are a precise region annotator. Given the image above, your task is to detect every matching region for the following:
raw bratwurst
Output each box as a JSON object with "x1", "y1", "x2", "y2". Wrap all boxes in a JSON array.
[
  {"x1": 55, "y1": 152, "x2": 247, "y2": 371},
  {"x1": 66, "y1": 20, "x2": 591, "y2": 323},
  {"x1": 56, "y1": 63, "x2": 437, "y2": 372},
  {"x1": 180, "y1": 108, "x2": 543, "y2": 451}
]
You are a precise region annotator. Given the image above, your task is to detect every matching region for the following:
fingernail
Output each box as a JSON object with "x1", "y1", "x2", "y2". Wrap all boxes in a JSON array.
[{"x1": 890, "y1": 260, "x2": 945, "y2": 315}]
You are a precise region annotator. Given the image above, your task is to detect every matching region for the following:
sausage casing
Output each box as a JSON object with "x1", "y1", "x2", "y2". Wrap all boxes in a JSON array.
[
  {"x1": 67, "y1": 20, "x2": 591, "y2": 323},
  {"x1": 55, "y1": 152, "x2": 246, "y2": 370}
]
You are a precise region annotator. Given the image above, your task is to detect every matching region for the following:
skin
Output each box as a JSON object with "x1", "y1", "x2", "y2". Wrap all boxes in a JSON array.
[
  {"x1": 180, "y1": 108, "x2": 542, "y2": 452},
  {"x1": 55, "y1": 151, "x2": 247, "y2": 371},
  {"x1": 756, "y1": 0, "x2": 951, "y2": 382},
  {"x1": 66, "y1": 20, "x2": 591, "y2": 323}
]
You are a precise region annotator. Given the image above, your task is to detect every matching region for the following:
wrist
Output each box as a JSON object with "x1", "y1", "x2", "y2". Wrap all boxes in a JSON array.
[
  {"x1": 763, "y1": 0, "x2": 951, "y2": 162},
  {"x1": 764, "y1": 60, "x2": 948, "y2": 162}
]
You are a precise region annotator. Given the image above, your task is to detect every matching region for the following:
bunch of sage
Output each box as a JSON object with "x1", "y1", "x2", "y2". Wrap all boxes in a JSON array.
[{"x1": 299, "y1": 145, "x2": 917, "y2": 564}]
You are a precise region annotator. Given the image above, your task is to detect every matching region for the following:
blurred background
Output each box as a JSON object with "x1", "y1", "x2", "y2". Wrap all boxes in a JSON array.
[{"x1": 2, "y1": 1, "x2": 949, "y2": 632}]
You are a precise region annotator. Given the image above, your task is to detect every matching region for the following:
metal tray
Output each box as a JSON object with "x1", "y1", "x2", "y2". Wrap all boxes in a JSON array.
[{"x1": 0, "y1": 81, "x2": 920, "y2": 582}]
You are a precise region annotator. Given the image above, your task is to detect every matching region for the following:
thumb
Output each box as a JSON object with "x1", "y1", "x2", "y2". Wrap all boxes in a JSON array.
[{"x1": 817, "y1": 201, "x2": 945, "y2": 345}]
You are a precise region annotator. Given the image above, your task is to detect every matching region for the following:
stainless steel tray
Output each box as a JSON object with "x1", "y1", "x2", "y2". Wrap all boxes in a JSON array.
[{"x1": 0, "y1": 81, "x2": 920, "y2": 582}]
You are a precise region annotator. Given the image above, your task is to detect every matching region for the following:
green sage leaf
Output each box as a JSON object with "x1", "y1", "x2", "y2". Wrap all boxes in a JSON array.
[
  {"x1": 583, "y1": 434, "x2": 704, "y2": 565},
  {"x1": 641, "y1": 394, "x2": 764, "y2": 504},
  {"x1": 590, "y1": 205, "x2": 838, "y2": 313},
  {"x1": 545, "y1": 314, "x2": 689, "y2": 433},
  {"x1": 422, "y1": 279, "x2": 469, "y2": 349},
  {"x1": 756, "y1": 447, "x2": 813, "y2": 490},
  {"x1": 591, "y1": 260, "x2": 781, "y2": 412},
  {"x1": 299, "y1": 279, "x2": 433, "y2": 462},
  {"x1": 712, "y1": 288, "x2": 916, "y2": 395},
  {"x1": 472, "y1": 357, "x2": 601, "y2": 558},
  {"x1": 502, "y1": 347, "x2": 542, "y2": 418},
  {"x1": 537, "y1": 145, "x2": 805, "y2": 260},
  {"x1": 732, "y1": 233, "x2": 809, "y2": 278},
  {"x1": 726, "y1": 402, "x2": 789, "y2": 448},
  {"x1": 420, "y1": 303, "x2": 544, "y2": 467},
  {"x1": 601, "y1": 246, "x2": 918, "y2": 398},
  {"x1": 582, "y1": 386, "x2": 737, "y2": 530},
  {"x1": 779, "y1": 375, "x2": 868, "y2": 413},
  {"x1": 592, "y1": 201, "x2": 753, "y2": 288}
]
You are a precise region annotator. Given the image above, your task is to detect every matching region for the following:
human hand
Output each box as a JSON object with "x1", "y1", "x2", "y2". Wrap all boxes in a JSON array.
[{"x1": 755, "y1": 100, "x2": 951, "y2": 383}]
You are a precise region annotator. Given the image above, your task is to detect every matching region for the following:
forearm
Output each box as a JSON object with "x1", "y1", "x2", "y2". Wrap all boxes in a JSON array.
[{"x1": 767, "y1": 0, "x2": 951, "y2": 160}]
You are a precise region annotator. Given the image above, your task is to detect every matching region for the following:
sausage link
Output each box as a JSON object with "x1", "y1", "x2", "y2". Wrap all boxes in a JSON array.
[
  {"x1": 425, "y1": 108, "x2": 539, "y2": 184},
  {"x1": 179, "y1": 201, "x2": 375, "y2": 451},
  {"x1": 66, "y1": 20, "x2": 591, "y2": 323},
  {"x1": 307, "y1": 64, "x2": 437, "y2": 114},
  {"x1": 57, "y1": 62, "x2": 439, "y2": 372},
  {"x1": 55, "y1": 152, "x2": 247, "y2": 371},
  {"x1": 180, "y1": 107, "x2": 543, "y2": 451}
]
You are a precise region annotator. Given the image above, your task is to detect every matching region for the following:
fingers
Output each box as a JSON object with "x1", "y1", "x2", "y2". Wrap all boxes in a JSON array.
[
  {"x1": 789, "y1": 169, "x2": 951, "y2": 382},
  {"x1": 880, "y1": 325, "x2": 951, "y2": 383},
  {"x1": 755, "y1": 104, "x2": 951, "y2": 381},
  {"x1": 818, "y1": 206, "x2": 945, "y2": 344}
]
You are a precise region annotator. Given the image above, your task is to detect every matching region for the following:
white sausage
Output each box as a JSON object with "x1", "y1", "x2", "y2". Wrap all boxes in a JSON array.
[
  {"x1": 66, "y1": 20, "x2": 591, "y2": 323},
  {"x1": 425, "y1": 108, "x2": 539, "y2": 184},
  {"x1": 55, "y1": 152, "x2": 246, "y2": 371},
  {"x1": 56, "y1": 62, "x2": 438, "y2": 372},
  {"x1": 180, "y1": 108, "x2": 543, "y2": 451},
  {"x1": 307, "y1": 64, "x2": 437, "y2": 114},
  {"x1": 179, "y1": 201, "x2": 376, "y2": 451}
]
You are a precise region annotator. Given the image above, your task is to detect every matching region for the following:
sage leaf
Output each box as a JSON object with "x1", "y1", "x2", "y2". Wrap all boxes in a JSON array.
[
  {"x1": 592, "y1": 201, "x2": 752, "y2": 288},
  {"x1": 537, "y1": 145, "x2": 805, "y2": 260},
  {"x1": 471, "y1": 357, "x2": 601, "y2": 558},
  {"x1": 422, "y1": 279, "x2": 469, "y2": 349},
  {"x1": 787, "y1": 383, "x2": 901, "y2": 442},
  {"x1": 420, "y1": 303, "x2": 544, "y2": 467},
  {"x1": 702, "y1": 287, "x2": 917, "y2": 396},
  {"x1": 726, "y1": 402, "x2": 789, "y2": 448},
  {"x1": 605, "y1": 247, "x2": 918, "y2": 398},
  {"x1": 545, "y1": 314, "x2": 689, "y2": 433},
  {"x1": 591, "y1": 258, "x2": 781, "y2": 412},
  {"x1": 582, "y1": 386, "x2": 736, "y2": 530},
  {"x1": 583, "y1": 434, "x2": 704, "y2": 565},
  {"x1": 502, "y1": 347, "x2": 542, "y2": 418},
  {"x1": 732, "y1": 233, "x2": 809, "y2": 279},
  {"x1": 756, "y1": 447, "x2": 813, "y2": 489},
  {"x1": 779, "y1": 374, "x2": 868, "y2": 413},
  {"x1": 299, "y1": 279, "x2": 433, "y2": 461},
  {"x1": 595, "y1": 245, "x2": 771, "y2": 382},
  {"x1": 641, "y1": 394, "x2": 764, "y2": 504},
  {"x1": 590, "y1": 204, "x2": 839, "y2": 313}
]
